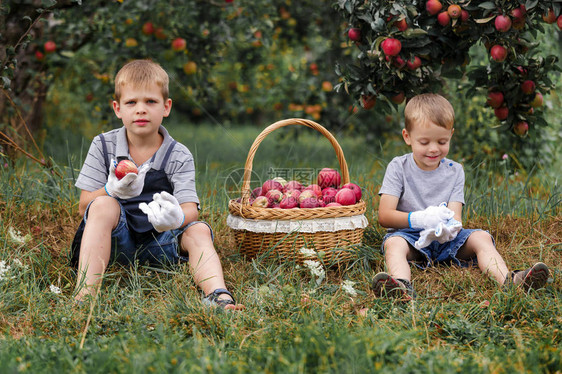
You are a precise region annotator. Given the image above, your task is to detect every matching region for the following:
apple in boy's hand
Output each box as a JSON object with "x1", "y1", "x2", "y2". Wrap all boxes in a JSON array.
[
  {"x1": 342, "y1": 182, "x2": 362, "y2": 201},
  {"x1": 115, "y1": 160, "x2": 138, "y2": 180},
  {"x1": 335, "y1": 188, "x2": 357, "y2": 206}
]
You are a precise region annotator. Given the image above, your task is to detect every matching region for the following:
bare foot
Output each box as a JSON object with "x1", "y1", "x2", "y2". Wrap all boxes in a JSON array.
[{"x1": 224, "y1": 303, "x2": 245, "y2": 311}]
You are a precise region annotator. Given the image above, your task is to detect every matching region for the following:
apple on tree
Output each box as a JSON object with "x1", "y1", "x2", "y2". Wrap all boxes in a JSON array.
[
  {"x1": 381, "y1": 38, "x2": 401, "y2": 56},
  {"x1": 494, "y1": 15, "x2": 512, "y2": 32},
  {"x1": 115, "y1": 160, "x2": 138, "y2": 180},
  {"x1": 44, "y1": 41, "x2": 56, "y2": 54},
  {"x1": 486, "y1": 91, "x2": 504, "y2": 108}
]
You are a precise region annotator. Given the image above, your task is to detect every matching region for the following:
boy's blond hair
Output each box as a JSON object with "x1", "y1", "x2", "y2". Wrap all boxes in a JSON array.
[
  {"x1": 404, "y1": 93, "x2": 455, "y2": 131},
  {"x1": 114, "y1": 59, "x2": 169, "y2": 102}
]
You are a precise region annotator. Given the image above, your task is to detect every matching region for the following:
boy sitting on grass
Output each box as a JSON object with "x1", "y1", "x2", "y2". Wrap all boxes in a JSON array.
[
  {"x1": 373, "y1": 93, "x2": 549, "y2": 301},
  {"x1": 70, "y1": 59, "x2": 243, "y2": 310}
]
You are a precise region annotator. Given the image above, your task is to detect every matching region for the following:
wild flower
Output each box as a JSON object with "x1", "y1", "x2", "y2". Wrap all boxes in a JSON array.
[
  {"x1": 299, "y1": 247, "x2": 316, "y2": 258},
  {"x1": 49, "y1": 285, "x2": 61, "y2": 294},
  {"x1": 0, "y1": 260, "x2": 11, "y2": 281},
  {"x1": 8, "y1": 227, "x2": 32, "y2": 245},
  {"x1": 342, "y1": 280, "x2": 357, "y2": 297},
  {"x1": 303, "y1": 260, "x2": 325, "y2": 285}
]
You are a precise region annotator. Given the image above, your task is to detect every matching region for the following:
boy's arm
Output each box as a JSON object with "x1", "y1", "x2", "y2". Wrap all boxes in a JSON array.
[
  {"x1": 180, "y1": 202, "x2": 199, "y2": 227},
  {"x1": 377, "y1": 194, "x2": 410, "y2": 229},
  {"x1": 78, "y1": 188, "x2": 108, "y2": 217},
  {"x1": 447, "y1": 201, "x2": 463, "y2": 222}
]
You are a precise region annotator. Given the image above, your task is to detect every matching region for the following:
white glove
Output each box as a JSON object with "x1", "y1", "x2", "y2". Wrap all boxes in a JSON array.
[
  {"x1": 409, "y1": 203, "x2": 454, "y2": 230},
  {"x1": 415, "y1": 218, "x2": 463, "y2": 249},
  {"x1": 139, "y1": 191, "x2": 185, "y2": 232},
  {"x1": 105, "y1": 159, "x2": 150, "y2": 199}
]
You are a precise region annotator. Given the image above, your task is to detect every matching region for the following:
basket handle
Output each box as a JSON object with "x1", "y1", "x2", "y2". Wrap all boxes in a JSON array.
[{"x1": 241, "y1": 118, "x2": 350, "y2": 204}]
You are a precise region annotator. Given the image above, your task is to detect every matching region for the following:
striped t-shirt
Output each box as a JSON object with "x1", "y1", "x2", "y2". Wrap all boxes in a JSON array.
[{"x1": 75, "y1": 125, "x2": 200, "y2": 206}]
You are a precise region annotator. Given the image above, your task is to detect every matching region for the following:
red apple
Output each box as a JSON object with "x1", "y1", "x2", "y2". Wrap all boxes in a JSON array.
[
  {"x1": 265, "y1": 189, "x2": 283, "y2": 207},
  {"x1": 262, "y1": 179, "x2": 283, "y2": 195},
  {"x1": 381, "y1": 38, "x2": 402, "y2": 56},
  {"x1": 521, "y1": 80, "x2": 535, "y2": 95},
  {"x1": 322, "y1": 187, "x2": 338, "y2": 204},
  {"x1": 317, "y1": 168, "x2": 341, "y2": 189},
  {"x1": 510, "y1": 8, "x2": 524, "y2": 20},
  {"x1": 284, "y1": 180, "x2": 303, "y2": 192},
  {"x1": 530, "y1": 92, "x2": 543, "y2": 108},
  {"x1": 390, "y1": 91, "x2": 405, "y2": 104},
  {"x1": 35, "y1": 50, "x2": 45, "y2": 61},
  {"x1": 513, "y1": 121, "x2": 529, "y2": 136},
  {"x1": 461, "y1": 10, "x2": 470, "y2": 22},
  {"x1": 251, "y1": 187, "x2": 263, "y2": 198},
  {"x1": 558, "y1": 16, "x2": 562, "y2": 30},
  {"x1": 394, "y1": 18, "x2": 408, "y2": 31},
  {"x1": 407, "y1": 56, "x2": 422, "y2": 70},
  {"x1": 303, "y1": 184, "x2": 322, "y2": 197},
  {"x1": 142, "y1": 22, "x2": 154, "y2": 35},
  {"x1": 284, "y1": 189, "x2": 301, "y2": 201},
  {"x1": 543, "y1": 9, "x2": 556, "y2": 24},
  {"x1": 154, "y1": 27, "x2": 166, "y2": 40},
  {"x1": 494, "y1": 107, "x2": 509, "y2": 121},
  {"x1": 325, "y1": 202, "x2": 342, "y2": 207},
  {"x1": 300, "y1": 197, "x2": 320, "y2": 208},
  {"x1": 426, "y1": 0, "x2": 443, "y2": 15},
  {"x1": 252, "y1": 196, "x2": 269, "y2": 208},
  {"x1": 348, "y1": 28, "x2": 361, "y2": 42},
  {"x1": 335, "y1": 188, "x2": 357, "y2": 206},
  {"x1": 487, "y1": 91, "x2": 504, "y2": 108},
  {"x1": 361, "y1": 95, "x2": 376, "y2": 110},
  {"x1": 342, "y1": 182, "x2": 362, "y2": 201},
  {"x1": 490, "y1": 45, "x2": 507, "y2": 62},
  {"x1": 298, "y1": 189, "x2": 317, "y2": 203},
  {"x1": 272, "y1": 177, "x2": 288, "y2": 188},
  {"x1": 494, "y1": 15, "x2": 512, "y2": 32},
  {"x1": 44, "y1": 41, "x2": 56, "y2": 54},
  {"x1": 171, "y1": 37, "x2": 186, "y2": 51},
  {"x1": 447, "y1": 4, "x2": 462, "y2": 19},
  {"x1": 280, "y1": 195, "x2": 299, "y2": 209},
  {"x1": 115, "y1": 160, "x2": 138, "y2": 180},
  {"x1": 437, "y1": 11, "x2": 450, "y2": 26}
]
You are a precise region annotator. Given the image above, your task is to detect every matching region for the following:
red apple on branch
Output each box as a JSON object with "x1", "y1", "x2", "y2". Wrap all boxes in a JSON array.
[
  {"x1": 486, "y1": 91, "x2": 504, "y2": 108},
  {"x1": 142, "y1": 22, "x2": 154, "y2": 35},
  {"x1": 361, "y1": 95, "x2": 376, "y2": 110},
  {"x1": 426, "y1": 0, "x2": 442, "y2": 15},
  {"x1": 437, "y1": 11, "x2": 450, "y2": 26},
  {"x1": 348, "y1": 28, "x2": 361, "y2": 42},
  {"x1": 490, "y1": 45, "x2": 507, "y2": 62},
  {"x1": 115, "y1": 160, "x2": 138, "y2": 180},
  {"x1": 495, "y1": 15, "x2": 512, "y2": 32},
  {"x1": 381, "y1": 38, "x2": 402, "y2": 56},
  {"x1": 543, "y1": 9, "x2": 556, "y2": 24},
  {"x1": 447, "y1": 4, "x2": 462, "y2": 19},
  {"x1": 44, "y1": 41, "x2": 56, "y2": 54},
  {"x1": 171, "y1": 37, "x2": 187, "y2": 51},
  {"x1": 494, "y1": 107, "x2": 509, "y2": 121},
  {"x1": 513, "y1": 121, "x2": 529, "y2": 136},
  {"x1": 407, "y1": 56, "x2": 422, "y2": 70},
  {"x1": 520, "y1": 80, "x2": 535, "y2": 95},
  {"x1": 530, "y1": 92, "x2": 543, "y2": 108}
]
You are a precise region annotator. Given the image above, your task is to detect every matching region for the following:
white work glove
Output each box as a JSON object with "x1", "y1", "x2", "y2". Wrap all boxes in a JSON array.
[
  {"x1": 409, "y1": 203, "x2": 454, "y2": 230},
  {"x1": 139, "y1": 191, "x2": 185, "y2": 233},
  {"x1": 414, "y1": 218, "x2": 463, "y2": 249},
  {"x1": 105, "y1": 159, "x2": 150, "y2": 199}
]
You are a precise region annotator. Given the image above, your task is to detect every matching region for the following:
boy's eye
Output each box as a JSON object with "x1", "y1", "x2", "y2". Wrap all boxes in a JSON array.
[{"x1": 125, "y1": 101, "x2": 135, "y2": 105}]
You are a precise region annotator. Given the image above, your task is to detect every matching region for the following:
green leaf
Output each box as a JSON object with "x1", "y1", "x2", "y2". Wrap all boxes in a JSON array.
[
  {"x1": 525, "y1": 0, "x2": 539, "y2": 10},
  {"x1": 42, "y1": 0, "x2": 57, "y2": 7},
  {"x1": 478, "y1": 2, "x2": 496, "y2": 10},
  {"x1": 2, "y1": 76, "x2": 11, "y2": 89}
]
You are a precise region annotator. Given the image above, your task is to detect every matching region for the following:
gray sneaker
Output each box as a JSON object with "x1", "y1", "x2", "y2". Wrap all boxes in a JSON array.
[
  {"x1": 372, "y1": 272, "x2": 416, "y2": 301},
  {"x1": 506, "y1": 262, "x2": 549, "y2": 292}
]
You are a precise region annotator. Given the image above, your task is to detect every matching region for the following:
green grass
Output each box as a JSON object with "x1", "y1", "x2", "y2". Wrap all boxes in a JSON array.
[{"x1": 0, "y1": 123, "x2": 560, "y2": 373}]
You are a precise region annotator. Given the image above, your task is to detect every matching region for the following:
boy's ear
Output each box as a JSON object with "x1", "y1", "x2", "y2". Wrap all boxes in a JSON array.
[
  {"x1": 112, "y1": 100, "x2": 122, "y2": 119},
  {"x1": 402, "y1": 128, "x2": 411, "y2": 145},
  {"x1": 163, "y1": 98, "x2": 172, "y2": 117}
]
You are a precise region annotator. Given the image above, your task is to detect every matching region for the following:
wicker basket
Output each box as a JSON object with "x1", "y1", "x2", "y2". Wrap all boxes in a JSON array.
[{"x1": 227, "y1": 118, "x2": 368, "y2": 264}]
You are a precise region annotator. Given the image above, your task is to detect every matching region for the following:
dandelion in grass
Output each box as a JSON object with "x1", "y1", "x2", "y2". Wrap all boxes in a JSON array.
[
  {"x1": 299, "y1": 247, "x2": 316, "y2": 258},
  {"x1": 8, "y1": 227, "x2": 32, "y2": 245},
  {"x1": 0, "y1": 261, "x2": 11, "y2": 281},
  {"x1": 342, "y1": 280, "x2": 357, "y2": 297},
  {"x1": 49, "y1": 285, "x2": 61, "y2": 294},
  {"x1": 303, "y1": 260, "x2": 325, "y2": 285}
]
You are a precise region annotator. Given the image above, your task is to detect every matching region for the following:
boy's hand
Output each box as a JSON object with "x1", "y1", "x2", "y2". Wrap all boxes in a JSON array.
[
  {"x1": 105, "y1": 160, "x2": 150, "y2": 199},
  {"x1": 409, "y1": 204, "x2": 454, "y2": 230},
  {"x1": 414, "y1": 218, "x2": 462, "y2": 249},
  {"x1": 139, "y1": 191, "x2": 185, "y2": 232}
]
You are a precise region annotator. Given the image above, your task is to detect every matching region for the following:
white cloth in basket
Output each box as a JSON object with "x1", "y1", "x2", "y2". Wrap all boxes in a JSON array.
[{"x1": 226, "y1": 214, "x2": 368, "y2": 233}]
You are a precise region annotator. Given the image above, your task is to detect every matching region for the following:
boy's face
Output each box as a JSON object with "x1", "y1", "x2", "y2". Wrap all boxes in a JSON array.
[
  {"x1": 113, "y1": 83, "x2": 172, "y2": 139},
  {"x1": 402, "y1": 121, "x2": 454, "y2": 171}
]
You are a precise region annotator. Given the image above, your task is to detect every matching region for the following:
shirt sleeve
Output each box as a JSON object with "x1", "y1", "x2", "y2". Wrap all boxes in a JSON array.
[
  {"x1": 75, "y1": 136, "x2": 110, "y2": 192},
  {"x1": 378, "y1": 157, "x2": 404, "y2": 198},
  {"x1": 167, "y1": 145, "x2": 200, "y2": 206}
]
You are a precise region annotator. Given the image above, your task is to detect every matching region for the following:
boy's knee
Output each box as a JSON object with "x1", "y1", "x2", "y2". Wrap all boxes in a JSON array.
[
  {"x1": 87, "y1": 196, "x2": 120, "y2": 221},
  {"x1": 183, "y1": 222, "x2": 212, "y2": 240},
  {"x1": 384, "y1": 236, "x2": 409, "y2": 252},
  {"x1": 469, "y1": 230, "x2": 493, "y2": 244}
]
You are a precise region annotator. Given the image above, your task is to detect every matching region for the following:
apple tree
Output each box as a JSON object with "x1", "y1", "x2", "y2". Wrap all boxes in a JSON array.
[{"x1": 334, "y1": 0, "x2": 561, "y2": 145}]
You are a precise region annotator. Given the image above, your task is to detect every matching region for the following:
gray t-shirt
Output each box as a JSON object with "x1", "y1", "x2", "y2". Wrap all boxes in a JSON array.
[
  {"x1": 75, "y1": 125, "x2": 200, "y2": 206},
  {"x1": 378, "y1": 153, "x2": 465, "y2": 213}
]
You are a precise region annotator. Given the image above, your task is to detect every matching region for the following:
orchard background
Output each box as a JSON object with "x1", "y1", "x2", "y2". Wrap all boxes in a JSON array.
[{"x1": 1, "y1": 0, "x2": 561, "y2": 171}]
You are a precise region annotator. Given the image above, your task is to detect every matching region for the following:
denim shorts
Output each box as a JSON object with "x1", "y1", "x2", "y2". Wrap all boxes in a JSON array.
[
  {"x1": 381, "y1": 228, "x2": 485, "y2": 269},
  {"x1": 71, "y1": 200, "x2": 214, "y2": 267}
]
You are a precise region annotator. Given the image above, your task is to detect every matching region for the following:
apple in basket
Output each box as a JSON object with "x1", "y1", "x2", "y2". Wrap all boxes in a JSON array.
[
  {"x1": 303, "y1": 184, "x2": 322, "y2": 198},
  {"x1": 265, "y1": 189, "x2": 283, "y2": 207},
  {"x1": 298, "y1": 189, "x2": 317, "y2": 203},
  {"x1": 284, "y1": 180, "x2": 303, "y2": 192},
  {"x1": 300, "y1": 197, "x2": 320, "y2": 208},
  {"x1": 335, "y1": 187, "x2": 357, "y2": 206},
  {"x1": 262, "y1": 179, "x2": 284, "y2": 195},
  {"x1": 280, "y1": 195, "x2": 299, "y2": 209},
  {"x1": 326, "y1": 202, "x2": 342, "y2": 207},
  {"x1": 342, "y1": 182, "x2": 362, "y2": 201},
  {"x1": 321, "y1": 187, "x2": 338, "y2": 204},
  {"x1": 251, "y1": 187, "x2": 263, "y2": 198},
  {"x1": 252, "y1": 196, "x2": 269, "y2": 208},
  {"x1": 317, "y1": 168, "x2": 341, "y2": 189},
  {"x1": 272, "y1": 177, "x2": 288, "y2": 188}
]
